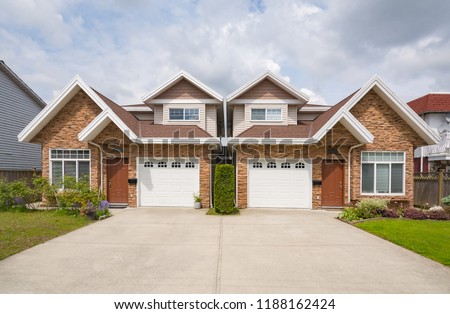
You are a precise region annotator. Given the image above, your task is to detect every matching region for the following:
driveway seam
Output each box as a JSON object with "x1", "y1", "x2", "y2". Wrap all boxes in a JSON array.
[{"x1": 215, "y1": 216, "x2": 223, "y2": 294}]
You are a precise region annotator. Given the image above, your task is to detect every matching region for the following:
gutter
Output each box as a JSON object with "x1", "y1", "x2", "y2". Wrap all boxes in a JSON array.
[
  {"x1": 348, "y1": 143, "x2": 364, "y2": 203},
  {"x1": 89, "y1": 141, "x2": 103, "y2": 194}
]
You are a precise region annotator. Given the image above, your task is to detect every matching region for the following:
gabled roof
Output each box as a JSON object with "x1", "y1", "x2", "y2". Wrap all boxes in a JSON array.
[
  {"x1": 142, "y1": 71, "x2": 223, "y2": 103},
  {"x1": 407, "y1": 93, "x2": 450, "y2": 115},
  {"x1": 0, "y1": 60, "x2": 46, "y2": 108},
  {"x1": 226, "y1": 71, "x2": 309, "y2": 103},
  {"x1": 18, "y1": 75, "x2": 139, "y2": 143},
  {"x1": 312, "y1": 75, "x2": 439, "y2": 145}
]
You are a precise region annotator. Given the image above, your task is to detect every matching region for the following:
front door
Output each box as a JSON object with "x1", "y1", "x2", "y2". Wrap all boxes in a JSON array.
[
  {"x1": 322, "y1": 161, "x2": 344, "y2": 207},
  {"x1": 107, "y1": 158, "x2": 128, "y2": 204}
]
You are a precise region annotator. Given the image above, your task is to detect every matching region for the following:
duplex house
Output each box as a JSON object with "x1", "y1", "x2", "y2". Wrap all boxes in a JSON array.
[
  {"x1": 0, "y1": 61, "x2": 46, "y2": 180},
  {"x1": 19, "y1": 71, "x2": 439, "y2": 209}
]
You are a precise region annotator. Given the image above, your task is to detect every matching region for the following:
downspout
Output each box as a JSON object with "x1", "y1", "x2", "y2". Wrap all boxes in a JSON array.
[
  {"x1": 420, "y1": 146, "x2": 424, "y2": 173},
  {"x1": 89, "y1": 141, "x2": 103, "y2": 195},
  {"x1": 348, "y1": 143, "x2": 364, "y2": 203}
]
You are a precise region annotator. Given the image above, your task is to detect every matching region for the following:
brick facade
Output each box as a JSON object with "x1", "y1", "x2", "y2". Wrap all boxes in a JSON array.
[{"x1": 32, "y1": 90, "x2": 102, "y2": 188}]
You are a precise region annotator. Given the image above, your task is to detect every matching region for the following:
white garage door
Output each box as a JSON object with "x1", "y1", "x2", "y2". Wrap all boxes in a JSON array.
[
  {"x1": 137, "y1": 158, "x2": 200, "y2": 207},
  {"x1": 248, "y1": 159, "x2": 312, "y2": 209}
]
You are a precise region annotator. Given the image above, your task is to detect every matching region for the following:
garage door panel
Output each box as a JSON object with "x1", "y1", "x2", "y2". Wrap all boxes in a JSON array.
[
  {"x1": 248, "y1": 160, "x2": 311, "y2": 209},
  {"x1": 138, "y1": 159, "x2": 199, "y2": 207}
]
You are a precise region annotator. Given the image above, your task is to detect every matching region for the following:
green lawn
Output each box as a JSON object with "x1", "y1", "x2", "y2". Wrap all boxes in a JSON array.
[
  {"x1": 0, "y1": 210, "x2": 92, "y2": 261},
  {"x1": 356, "y1": 219, "x2": 450, "y2": 266}
]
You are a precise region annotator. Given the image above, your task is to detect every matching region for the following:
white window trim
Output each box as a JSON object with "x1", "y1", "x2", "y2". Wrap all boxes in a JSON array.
[
  {"x1": 250, "y1": 108, "x2": 282, "y2": 122},
  {"x1": 168, "y1": 108, "x2": 200, "y2": 121},
  {"x1": 49, "y1": 149, "x2": 91, "y2": 187},
  {"x1": 360, "y1": 151, "x2": 406, "y2": 196}
]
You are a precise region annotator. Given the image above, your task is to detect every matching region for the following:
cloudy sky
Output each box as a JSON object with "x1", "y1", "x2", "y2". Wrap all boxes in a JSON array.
[{"x1": 1, "y1": 0, "x2": 450, "y2": 105}]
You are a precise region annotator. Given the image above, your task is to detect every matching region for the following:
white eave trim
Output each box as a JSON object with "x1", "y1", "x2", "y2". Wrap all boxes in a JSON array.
[
  {"x1": 78, "y1": 110, "x2": 139, "y2": 142},
  {"x1": 18, "y1": 75, "x2": 110, "y2": 143},
  {"x1": 147, "y1": 99, "x2": 220, "y2": 104},
  {"x1": 226, "y1": 70, "x2": 309, "y2": 103},
  {"x1": 136, "y1": 137, "x2": 220, "y2": 144},
  {"x1": 344, "y1": 75, "x2": 440, "y2": 145},
  {"x1": 142, "y1": 71, "x2": 223, "y2": 103},
  {"x1": 228, "y1": 99, "x2": 305, "y2": 105},
  {"x1": 312, "y1": 109, "x2": 374, "y2": 144},
  {"x1": 228, "y1": 137, "x2": 315, "y2": 145}
]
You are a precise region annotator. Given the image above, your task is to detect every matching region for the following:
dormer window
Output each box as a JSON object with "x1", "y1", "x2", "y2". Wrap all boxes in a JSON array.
[
  {"x1": 169, "y1": 108, "x2": 199, "y2": 121},
  {"x1": 251, "y1": 108, "x2": 281, "y2": 121}
]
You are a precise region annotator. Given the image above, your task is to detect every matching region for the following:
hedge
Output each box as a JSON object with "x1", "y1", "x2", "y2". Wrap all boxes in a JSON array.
[{"x1": 214, "y1": 164, "x2": 237, "y2": 214}]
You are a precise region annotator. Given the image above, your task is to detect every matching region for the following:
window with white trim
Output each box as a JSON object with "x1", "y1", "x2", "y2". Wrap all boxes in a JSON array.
[
  {"x1": 361, "y1": 152, "x2": 404, "y2": 194},
  {"x1": 185, "y1": 162, "x2": 195, "y2": 168},
  {"x1": 171, "y1": 161, "x2": 181, "y2": 168},
  {"x1": 169, "y1": 108, "x2": 199, "y2": 121},
  {"x1": 50, "y1": 149, "x2": 90, "y2": 187},
  {"x1": 281, "y1": 162, "x2": 291, "y2": 168},
  {"x1": 252, "y1": 162, "x2": 263, "y2": 168},
  {"x1": 295, "y1": 162, "x2": 305, "y2": 169},
  {"x1": 144, "y1": 161, "x2": 153, "y2": 168},
  {"x1": 267, "y1": 162, "x2": 277, "y2": 168},
  {"x1": 251, "y1": 108, "x2": 282, "y2": 121}
]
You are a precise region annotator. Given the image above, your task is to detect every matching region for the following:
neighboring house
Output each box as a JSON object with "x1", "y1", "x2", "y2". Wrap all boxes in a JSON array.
[
  {"x1": 19, "y1": 71, "x2": 439, "y2": 209},
  {"x1": 0, "y1": 61, "x2": 46, "y2": 181},
  {"x1": 407, "y1": 93, "x2": 450, "y2": 173}
]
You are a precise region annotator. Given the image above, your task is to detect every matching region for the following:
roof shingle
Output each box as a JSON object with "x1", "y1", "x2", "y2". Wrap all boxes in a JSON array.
[{"x1": 408, "y1": 93, "x2": 450, "y2": 115}]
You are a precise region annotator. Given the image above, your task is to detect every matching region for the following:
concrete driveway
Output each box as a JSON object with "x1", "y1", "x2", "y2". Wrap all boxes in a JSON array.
[{"x1": 1, "y1": 207, "x2": 450, "y2": 293}]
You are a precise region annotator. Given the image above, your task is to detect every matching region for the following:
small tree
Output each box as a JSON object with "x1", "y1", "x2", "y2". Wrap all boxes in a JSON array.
[{"x1": 214, "y1": 164, "x2": 237, "y2": 214}]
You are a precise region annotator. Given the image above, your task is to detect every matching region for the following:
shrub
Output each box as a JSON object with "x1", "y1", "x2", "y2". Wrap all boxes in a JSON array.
[
  {"x1": 403, "y1": 208, "x2": 428, "y2": 220},
  {"x1": 214, "y1": 164, "x2": 238, "y2": 215},
  {"x1": 381, "y1": 209, "x2": 400, "y2": 218},
  {"x1": 441, "y1": 195, "x2": 450, "y2": 206},
  {"x1": 0, "y1": 179, "x2": 37, "y2": 211},
  {"x1": 339, "y1": 207, "x2": 359, "y2": 221},
  {"x1": 426, "y1": 210, "x2": 450, "y2": 220},
  {"x1": 357, "y1": 198, "x2": 389, "y2": 214}
]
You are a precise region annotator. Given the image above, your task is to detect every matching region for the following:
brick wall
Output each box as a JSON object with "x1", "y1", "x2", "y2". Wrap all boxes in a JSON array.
[{"x1": 349, "y1": 90, "x2": 427, "y2": 206}]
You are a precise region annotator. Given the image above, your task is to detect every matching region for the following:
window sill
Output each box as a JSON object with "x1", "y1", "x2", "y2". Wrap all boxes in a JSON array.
[{"x1": 360, "y1": 193, "x2": 406, "y2": 196}]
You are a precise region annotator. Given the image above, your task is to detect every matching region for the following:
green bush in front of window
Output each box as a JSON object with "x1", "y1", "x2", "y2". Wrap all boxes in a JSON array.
[
  {"x1": 339, "y1": 198, "x2": 390, "y2": 221},
  {"x1": 213, "y1": 164, "x2": 239, "y2": 215}
]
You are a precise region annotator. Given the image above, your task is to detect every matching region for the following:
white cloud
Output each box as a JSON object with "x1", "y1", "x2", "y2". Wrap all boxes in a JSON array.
[{"x1": 1, "y1": 0, "x2": 450, "y2": 106}]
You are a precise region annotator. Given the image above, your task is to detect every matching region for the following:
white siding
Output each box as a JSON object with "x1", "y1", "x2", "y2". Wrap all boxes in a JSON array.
[
  {"x1": 0, "y1": 69, "x2": 43, "y2": 170},
  {"x1": 423, "y1": 112, "x2": 447, "y2": 131},
  {"x1": 233, "y1": 105, "x2": 245, "y2": 137},
  {"x1": 153, "y1": 106, "x2": 163, "y2": 124},
  {"x1": 205, "y1": 106, "x2": 217, "y2": 137},
  {"x1": 162, "y1": 103, "x2": 206, "y2": 130},
  {"x1": 287, "y1": 105, "x2": 298, "y2": 125}
]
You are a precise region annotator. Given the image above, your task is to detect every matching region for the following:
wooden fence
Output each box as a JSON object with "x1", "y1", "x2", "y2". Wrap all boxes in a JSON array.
[
  {"x1": 0, "y1": 170, "x2": 41, "y2": 182},
  {"x1": 414, "y1": 171, "x2": 450, "y2": 207}
]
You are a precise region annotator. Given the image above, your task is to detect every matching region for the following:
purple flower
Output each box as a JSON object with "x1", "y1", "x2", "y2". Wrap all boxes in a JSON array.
[{"x1": 99, "y1": 200, "x2": 109, "y2": 210}]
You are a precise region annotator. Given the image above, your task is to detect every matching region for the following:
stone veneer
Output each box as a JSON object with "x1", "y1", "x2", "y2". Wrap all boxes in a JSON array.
[{"x1": 32, "y1": 90, "x2": 102, "y2": 189}]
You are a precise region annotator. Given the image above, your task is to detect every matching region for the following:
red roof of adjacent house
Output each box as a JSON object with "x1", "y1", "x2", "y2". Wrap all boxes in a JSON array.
[
  {"x1": 407, "y1": 93, "x2": 450, "y2": 115},
  {"x1": 237, "y1": 90, "x2": 358, "y2": 139}
]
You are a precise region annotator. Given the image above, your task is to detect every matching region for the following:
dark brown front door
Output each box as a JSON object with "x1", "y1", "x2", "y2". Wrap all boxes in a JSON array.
[
  {"x1": 107, "y1": 159, "x2": 128, "y2": 204},
  {"x1": 322, "y1": 161, "x2": 344, "y2": 206}
]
